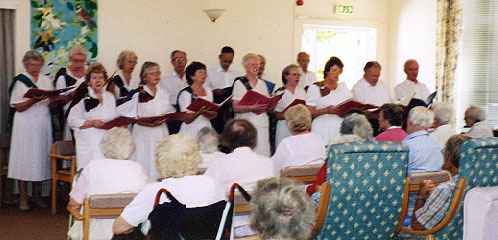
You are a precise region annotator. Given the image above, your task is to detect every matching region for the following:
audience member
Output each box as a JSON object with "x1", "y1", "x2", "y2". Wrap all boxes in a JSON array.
[
  {"x1": 178, "y1": 61, "x2": 217, "y2": 138},
  {"x1": 464, "y1": 105, "x2": 494, "y2": 138},
  {"x1": 54, "y1": 44, "x2": 88, "y2": 140},
  {"x1": 375, "y1": 103, "x2": 408, "y2": 142},
  {"x1": 159, "y1": 50, "x2": 188, "y2": 105},
  {"x1": 8, "y1": 50, "x2": 53, "y2": 211},
  {"x1": 250, "y1": 177, "x2": 316, "y2": 240},
  {"x1": 352, "y1": 61, "x2": 391, "y2": 106},
  {"x1": 296, "y1": 52, "x2": 317, "y2": 89},
  {"x1": 131, "y1": 62, "x2": 175, "y2": 180},
  {"x1": 394, "y1": 59, "x2": 431, "y2": 101},
  {"x1": 306, "y1": 56, "x2": 353, "y2": 144},
  {"x1": 429, "y1": 102, "x2": 455, "y2": 146},
  {"x1": 113, "y1": 134, "x2": 226, "y2": 236},
  {"x1": 67, "y1": 63, "x2": 115, "y2": 170},
  {"x1": 106, "y1": 50, "x2": 139, "y2": 99},
  {"x1": 196, "y1": 126, "x2": 225, "y2": 168},
  {"x1": 271, "y1": 104, "x2": 325, "y2": 176},
  {"x1": 403, "y1": 106, "x2": 443, "y2": 173},
  {"x1": 67, "y1": 127, "x2": 149, "y2": 240},
  {"x1": 410, "y1": 134, "x2": 471, "y2": 230},
  {"x1": 232, "y1": 53, "x2": 274, "y2": 157},
  {"x1": 273, "y1": 64, "x2": 307, "y2": 147},
  {"x1": 306, "y1": 113, "x2": 372, "y2": 195}
]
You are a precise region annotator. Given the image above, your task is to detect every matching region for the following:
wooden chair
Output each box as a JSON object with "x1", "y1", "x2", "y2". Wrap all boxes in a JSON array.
[
  {"x1": 394, "y1": 177, "x2": 467, "y2": 240},
  {"x1": 68, "y1": 193, "x2": 137, "y2": 240},
  {"x1": 310, "y1": 183, "x2": 331, "y2": 238},
  {"x1": 50, "y1": 140, "x2": 76, "y2": 215},
  {"x1": 280, "y1": 164, "x2": 322, "y2": 184},
  {"x1": 233, "y1": 190, "x2": 252, "y2": 214},
  {"x1": 0, "y1": 133, "x2": 11, "y2": 208}
]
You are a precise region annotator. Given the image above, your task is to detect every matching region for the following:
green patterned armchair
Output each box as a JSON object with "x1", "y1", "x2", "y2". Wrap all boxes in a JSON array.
[
  {"x1": 314, "y1": 141, "x2": 409, "y2": 240},
  {"x1": 433, "y1": 137, "x2": 498, "y2": 239}
]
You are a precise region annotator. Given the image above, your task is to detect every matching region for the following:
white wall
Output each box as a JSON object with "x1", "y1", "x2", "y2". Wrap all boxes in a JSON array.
[
  {"x1": 10, "y1": 0, "x2": 437, "y2": 93},
  {"x1": 388, "y1": 0, "x2": 437, "y2": 92}
]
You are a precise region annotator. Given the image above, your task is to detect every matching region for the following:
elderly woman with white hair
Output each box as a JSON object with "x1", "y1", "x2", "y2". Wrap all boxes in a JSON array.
[
  {"x1": 67, "y1": 127, "x2": 149, "y2": 240},
  {"x1": 271, "y1": 104, "x2": 325, "y2": 176},
  {"x1": 107, "y1": 50, "x2": 139, "y2": 99},
  {"x1": 8, "y1": 50, "x2": 54, "y2": 210},
  {"x1": 251, "y1": 177, "x2": 316, "y2": 240},
  {"x1": 464, "y1": 105, "x2": 493, "y2": 138},
  {"x1": 113, "y1": 133, "x2": 226, "y2": 236},
  {"x1": 196, "y1": 127, "x2": 225, "y2": 168},
  {"x1": 404, "y1": 106, "x2": 444, "y2": 174},
  {"x1": 231, "y1": 53, "x2": 275, "y2": 157},
  {"x1": 429, "y1": 102, "x2": 455, "y2": 146}
]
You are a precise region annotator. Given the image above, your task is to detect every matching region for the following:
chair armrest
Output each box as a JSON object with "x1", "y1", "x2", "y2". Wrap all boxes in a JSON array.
[{"x1": 67, "y1": 206, "x2": 84, "y2": 221}]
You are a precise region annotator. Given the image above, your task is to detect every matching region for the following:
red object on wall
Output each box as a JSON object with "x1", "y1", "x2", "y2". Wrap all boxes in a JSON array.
[{"x1": 296, "y1": 0, "x2": 304, "y2": 6}]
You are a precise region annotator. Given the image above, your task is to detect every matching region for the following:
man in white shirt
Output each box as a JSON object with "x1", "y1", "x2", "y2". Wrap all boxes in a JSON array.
[
  {"x1": 297, "y1": 52, "x2": 317, "y2": 90},
  {"x1": 160, "y1": 50, "x2": 188, "y2": 105},
  {"x1": 352, "y1": 61, "x2": 392, "y2": 107},
  {"x1": 394, "y1": 59, "x2": 431, "y2": 101}
]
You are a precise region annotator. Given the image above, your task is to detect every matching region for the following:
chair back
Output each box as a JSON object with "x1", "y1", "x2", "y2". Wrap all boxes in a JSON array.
[
  {"x1": 463, "y1": 186, "x2": 498, "y2": 239},
  {"x1": 435, "y1": 137, "x2": 498, "y2": 239},
  {"x1": 0, "y1": 133, "x2": 11, "y2": 167},
  {"x1": 315, "y1": 141, "x2": 409, "y2": 239},
  {"x1": 54, "y1": 140, "x2": 75, "y2": 156},
  {"x1": 280, "y1": 164, "x2": 322, "y2": 184}
]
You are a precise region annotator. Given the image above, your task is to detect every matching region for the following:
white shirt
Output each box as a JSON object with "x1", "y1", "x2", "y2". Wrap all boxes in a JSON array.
[
  {"x1": 429, "y1": 124, "x2": 455, "y2": 147},
  {"x1": 67, "y1": 87, "x2": 116, "y2": 130},
  {"x1": 271, "y1": 132, "x2": 326, "y2": 176},
  {"x1": 206, "y1": 63, "x2": 242, "y2": 90},
  {"x1": 199, "y1": 151, "x2": 226, "y2": 169},
  {"x1": 10, "y1": 72, "x2": 53, "y2": 107},
  {"x1": 394, "y1": 79, "x2": 431, "y2": 101},
  {"x1": 160, "y1": 71, "x2": 188, "y2": 105},
  {"x1": 55, "y1": 68, "x2": 86, "y2": 97},
  {"x1": 232, "y1": 79, "x2": 270, "y2": 127},
  {"x1": 298, "y1": 70, "x2": 317, "y2": 89},
  {"x1": 112, "y1": 72, "x2": 140, "y2": 99},
  {"x1": 352, "y1": 78, "x2": 392, "y2": 106},
  {"x1": 204, "y1": 147, "x2": 275, "y2": 192},
  {"x1": 465, "y1": 121, "x2": 494, "y2": 139},
  {"x1": 120, "y1": 175, "x2": 226, "y2": 230}
]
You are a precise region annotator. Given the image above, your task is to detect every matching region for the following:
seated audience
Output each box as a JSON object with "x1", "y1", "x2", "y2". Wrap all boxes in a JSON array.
[
  {"x1": 410, "y1": 134, "x2": 471, "y2": 230},
  {"x1": 306, "y1": 113, "x2": 373, "y2": 195},
  {"x1": 375, "y1": 103, "x2": 408, "y2": 142},
  {"x1": 204, "y1": 119, "x2": 275, "y2": 192},
  {"x1": 196, "y1": 126, "x2": 226, "y2": 168},
  {"x1": 404, "y1": 106, "x2": 444, "y2": 174},
  {"x1": 271, "y1": 104, "x2": 326, "y2": 176},
  {"x1": 429, "y1": 102, "x2": 455, "y2": 146},
  {"x1": 112, "y1": 134, "x2": 226, "y2": 236},
  {"x1": 464, "y1": 105, "x2": 494, "y2": 138},
  {"x1": 67, "y1": 127, "x2": 150, "y2": 240},
  {"x1": 250, "y1": 177, "x2": 316, "y2": 240}
]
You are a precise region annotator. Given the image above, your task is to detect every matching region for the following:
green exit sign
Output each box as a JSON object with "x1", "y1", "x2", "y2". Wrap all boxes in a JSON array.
[{"x1": 336, "y1": 4, "x2": 354, "y2": 15}]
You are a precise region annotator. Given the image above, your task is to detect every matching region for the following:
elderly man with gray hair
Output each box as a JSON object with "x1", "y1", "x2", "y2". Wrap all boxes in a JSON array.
[
  {"x1": 429, "y1": 102, "x2": 456, "y2": 146},
  {"x1": 404, "y1": 106, "x2": 444, "y2": 174},
  {"x1": 464, "y1": 105, "x2": 494, "y2": 138},
  {"x1": 196, "y1": 127, "x2": 226, "y2": 168}
]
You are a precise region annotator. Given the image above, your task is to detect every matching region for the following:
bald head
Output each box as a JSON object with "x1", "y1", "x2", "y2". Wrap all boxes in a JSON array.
[
  {"x1": 404, "y1": 59, "x2": 419, "y2": 82},
  {"x1": 297, "y1": 52, "x2": 310, "y2": 72},
  {"x1": 258, "y1": 54, "x2": 266, "y2": 78}
]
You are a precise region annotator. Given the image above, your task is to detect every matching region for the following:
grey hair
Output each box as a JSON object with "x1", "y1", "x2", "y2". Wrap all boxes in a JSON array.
[
  {"x1": 22, "y1": 51, "x2": 44, "y2": 66},
  {"x1": 431, "y1": 102, "x2": 453, "y2": 125},
  {"x1": 100, "y1": 127, "x2": 135, "y2": 160},
  {"x1": 139, "y1": 61, "x2": 160, "y2": 85},
  {"x1": 285, "y1": 104, "x2": 311, "y2": 133},
  {"x1": 465, "y1": 105, "x2": 486, "y2": 122},
  {"x1": 329, "y1": 134, "x2": 365, "y2": 146},
  {"x1": 196, "y1": 127, "x2": 219, "y2": 154},
  {"x1": 281, "y1": 64, "x2": 299, "y2": 84},
  {"x1": 339, "y1": 113, "x2": 373, "y2": 141},
  {"x1": 242, "y1": 53, "x2": 259, "y2": 66},
  {"x1": 408, "y1": 106, "x2": 434, "y2": 129},
  {"x1": 155, "y1": 134, "x2": 201, "y2": 178},
  {"x1": 250, "y1": 177, "x2": 316, "y2": 240}
]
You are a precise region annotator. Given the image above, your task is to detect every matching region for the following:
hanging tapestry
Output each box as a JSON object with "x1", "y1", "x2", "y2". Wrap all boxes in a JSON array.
[{"x1": 30, "y1": 0, "x2": 97, "y2": 77}]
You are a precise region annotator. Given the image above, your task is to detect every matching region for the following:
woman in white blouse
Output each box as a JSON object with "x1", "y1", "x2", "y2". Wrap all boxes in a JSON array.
[
  {"x1": 178, "y1": 61, "x2": 217, "y2": 138},
  {"x1": 271, "y1": 104, "x2": 325, "y2": 176},
  {"x1": 68, "y1": 63, "x2": 116, "y2": 171},
  {"x1": 273, "y1": 64, "x2": 306, "y2": 147},
  {"x1": 306, "y1": 56, "x2": 353, "y2": 143},
  {"x1": 232, "y1": 53, "x2": 275, "y2": 157},
  {"x1": 8, "y1": 51, "x2": 53, "y2": 210},
  {"x1": 107, "y1": 50, "x2": 140, "y2": 99},
  {"x1": 131, "y1": 62, "x2": 175, "y2": 181}
]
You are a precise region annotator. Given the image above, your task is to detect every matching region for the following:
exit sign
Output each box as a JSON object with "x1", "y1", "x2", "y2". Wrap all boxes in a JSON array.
[{"x1": 336, "y1": 4, "x2": 354, "y2": 15}]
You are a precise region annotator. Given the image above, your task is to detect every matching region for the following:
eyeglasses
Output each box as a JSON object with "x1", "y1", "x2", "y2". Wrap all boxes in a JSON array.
[
  {"x1": 172, "y1": 57, "x2": 186, "y2": 62},
  {"x1": 289, "y1": 73, "x2": 300, "y2": 77},
  {"x1": 147, "y1": 71, "x2": 161, "y2": 76}
]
